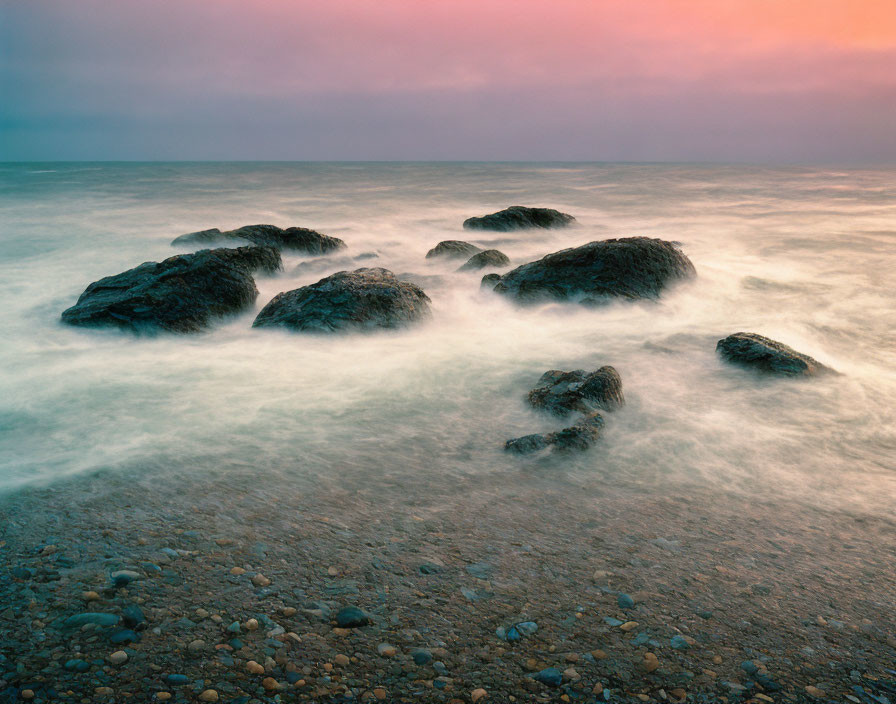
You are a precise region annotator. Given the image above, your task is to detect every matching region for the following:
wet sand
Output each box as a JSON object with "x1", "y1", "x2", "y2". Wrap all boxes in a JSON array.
[{"x1": 1, "y1": 464, "x2": 894, "y2": 703}]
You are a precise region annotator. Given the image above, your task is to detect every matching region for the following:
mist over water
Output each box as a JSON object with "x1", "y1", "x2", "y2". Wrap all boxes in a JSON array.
[{"x1": 1, "y1": 162, "x2": 894, "y2": 517}]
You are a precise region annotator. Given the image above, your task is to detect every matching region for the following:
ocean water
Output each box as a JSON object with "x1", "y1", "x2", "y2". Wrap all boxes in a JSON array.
[{"x1": 0, "y1": 162, "x2": 894, "y2": 516}]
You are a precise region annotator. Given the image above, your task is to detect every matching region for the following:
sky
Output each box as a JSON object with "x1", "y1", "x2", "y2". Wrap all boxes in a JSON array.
[{"x1": 1, "y1": 0, "x2": 895, "y2": 162}]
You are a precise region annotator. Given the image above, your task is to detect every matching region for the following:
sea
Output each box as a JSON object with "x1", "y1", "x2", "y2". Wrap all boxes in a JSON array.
[{"x1": 0, "y1": 162, "x2": 894, "y2": 518}]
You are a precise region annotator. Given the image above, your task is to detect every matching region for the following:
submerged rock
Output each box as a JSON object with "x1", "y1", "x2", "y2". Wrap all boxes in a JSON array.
[
  {"x1": 61, "y1": 246, "x2": 281, "y2": 333},
  {"x1": 458, "y1": 249, "x2": 510, "y2": 271},
  {"x1": 488, "y1": 237, "x2": 695, "y2": 303},
  {"x1": 425, "y1": 240, "x2": 482, "y2": 260},
  {"x1": 335, "y1": 606, "x2": 369, "y2": 628},
  {"x1": 527, "y1": 366, "x2": 624, "y2": 416},
  {"x1": 253, "y1": 268, "x2": 431, "y2": 333},
  {"x1": 463, "y1": 206, "x2": 576, "y2": 232},
  {"x1": 717, "y1": 332, "x2": 833, "y2": 377},
  {"x1": 173, "y1": 224, "x2": 346, "y2": 254},
  {"x1": 505, "y1": 413, "x2": 604, "y2": 455}
]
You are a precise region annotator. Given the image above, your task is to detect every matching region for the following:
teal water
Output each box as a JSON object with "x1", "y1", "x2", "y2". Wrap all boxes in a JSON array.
[{"x1": 0, "y1": 162, "x2": 894, "y2": 516}]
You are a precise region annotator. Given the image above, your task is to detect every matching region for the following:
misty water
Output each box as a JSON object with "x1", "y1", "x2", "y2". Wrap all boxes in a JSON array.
[{"x1": 1, "y1": 162, "x2": 894, "y2": 518}]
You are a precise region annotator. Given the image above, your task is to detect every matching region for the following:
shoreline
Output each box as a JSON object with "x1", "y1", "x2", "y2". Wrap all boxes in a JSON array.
[{"x1": 1, "y1": 467, "x2": 894, "y2": 703}]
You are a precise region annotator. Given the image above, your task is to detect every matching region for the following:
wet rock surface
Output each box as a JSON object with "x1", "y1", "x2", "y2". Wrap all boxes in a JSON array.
[
  {"x1": 488, "y1": 237, "x2": 696, "y2": 303},
  {"x1": 463, "y1": 206, "x2": 576, "y2": 232},
  {"x1": 172, "y1": 224, "x2": 346, "y2": 254},
  {"x1": 1, "y1": 470, "x2": 892, "y2": 704},
  {"x1": 527, "y1": 366, "x2": 625, "y2": 416},
  {"x1": 425, "y1": 241, "x2": 482, "y2": 260},
  {"x1": 717, "y1": 332, "x2": 833, "y2": 377},
  {"x1": 457, "y1": 249, "x2": 511, "y2": 272},
  {"x1": 253, "y1": 268, "x2": 431, "y2": 333},
  {"x1": 505, "y1": 412, "x2": 605, "y2": 455},
  {"x1": 60, "y1": 247, "x2": 281, "y2": 334}
]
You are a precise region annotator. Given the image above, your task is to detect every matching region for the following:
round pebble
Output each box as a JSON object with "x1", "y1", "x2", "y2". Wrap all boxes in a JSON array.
[
  {"x1": 471, "y1": 688, "x2": 488, "y2": 702},
  {"x1": 246, "y1": 660, "x2": 265, "y2": 675},
  {"x1": 109, "y1": 650, "x2": 128, "y2": 665},
  {"x1": 198, "y1": 691, "x2": 219, "y2": 703}
]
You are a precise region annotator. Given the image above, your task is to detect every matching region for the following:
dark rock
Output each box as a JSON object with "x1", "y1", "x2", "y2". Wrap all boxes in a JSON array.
[
  {"x1": 335, "y1": 606, "x2": 369, "y2": 628},
  {"x1": 164, "y1": 674, "x2": 190, "y2": 685},
  {"x1": 488, "y1": 237, "x2": 696, "y2": 303},
  {"x1": 121, "y1": 605, "x2": 146, "y2": 630},
  {"x1": 410, "y1": 648, "x2": 433, "y2": 665},
  {"x1": 253, "y1": 268, "x2": 431, "y2": 333},
  {"x1": 108, "y1": 629, "x2": 140, "y2": 645},
  {"x1": 505, "y1": 413, "x2": 604, "y2": 455},
  {"x1": 457, "y1": 249, "x2": 510, "y2": 271},
  {"x1": 716, "y1": 332, "x2": 833, "y2": 377},
  {"x1": 533, "y1": 667, "x2": 564, "y2": 687},
  {"x1": 463, "y1": 206, "x2": 576, "y2": 232},
  {"x1": 172, "y1": 224, "x2": 346, "y2": 254},
  {"x1": 480, "y1": 273, "x2": 502, "y2": 289},
  {"x1": 63, "y1": 658, "x2": 90, "y2": 673},
  {"x1": 61, "y1": 247, "x2": 281, "y2": 334},
  {"x1": 11, "y1": 567, "x2": 33, "y2": 580},
  {"x1": 618, "y1": 593, "x2": 635, "y2": 610},
  {"x1": 418, "y1": 563, "x2": 442, "y2": 575},
  {"x1": 526, "y1": 366, "x2": 624, "y2": 416},
  {"x1": 62, "y1": 613, "x2": 120, "y2": 628},
  {"x1": 425, "y1": 240, "x2": 481, "y2": 260}
]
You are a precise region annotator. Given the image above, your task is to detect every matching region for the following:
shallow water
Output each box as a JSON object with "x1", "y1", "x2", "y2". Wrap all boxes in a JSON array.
[{"x1": 0, "y1": 162, "x2": 894, "y2": 517}]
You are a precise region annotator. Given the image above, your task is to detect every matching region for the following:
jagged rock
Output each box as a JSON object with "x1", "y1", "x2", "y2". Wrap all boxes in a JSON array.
[
  {"x1": 717, "y1": 332, "x2": 833, "y2": 377},
  {"x1": 458, "y1": 249, "x2": 510, "y2": 271},
  {"x1": 481, "y1": 273, "x2": 502, "y2": 289},
  {"x1": 253, "y1": 268, "x2": 431, "y2": 333},
  {"x1": 172, "y1": 224, "x2": 346, "y2": 254},
  {"x1": 527, "y1": 367, "x2": 624, "y2": 416},
  {"x1": 488, "y1": 237, "x2": 695, "y2": 303},
  {"x1": 463, "y1": 206, "x2": 576, "y2": 232},
  {"x1": 505, "y1": 413, "x2": 604, "y2": 455},
  {"x1": 425, "y1": 240, "x2": 482, "y2": 260},
  {"x1": 61, "y1": 246, "x2": 281, "y2": 334}
]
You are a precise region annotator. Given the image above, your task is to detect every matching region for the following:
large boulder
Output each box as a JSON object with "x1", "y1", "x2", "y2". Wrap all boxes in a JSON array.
[
  {"x1": 527, "y1": 367, "x2": 624, "y2": 416},
  {"x1": 463, "y1": 206, "x2": 576, "y2": 232},
  {"x1": 172, "y1": 224, "x2": 346, "y2": 254},
  {"x1": 458, "y1": 249, "x2": 510, "y2": 271},
  {"x1": 253, "y1": 268, "x2": 431, "y2": 333},
  {"x1": 488, "y1": 237, "x2": 695, "y2": 303},
  {"x1": 505, "y1": 413, "x2": 604, "y2": 455},
  {"x1": 61, "y1": 246, "x2": 281, "y2": 334},
  {"x1": 425, "y1": 240, "x2": 481, "y2": 260},
  {"x1": 716, "y1": 332, "x2": 833, "y2": 377}
]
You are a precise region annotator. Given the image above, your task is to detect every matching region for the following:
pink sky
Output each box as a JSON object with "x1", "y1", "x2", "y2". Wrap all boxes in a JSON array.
[{"x1": 2, "y1": 0, "x2": 895, "y2": 160}]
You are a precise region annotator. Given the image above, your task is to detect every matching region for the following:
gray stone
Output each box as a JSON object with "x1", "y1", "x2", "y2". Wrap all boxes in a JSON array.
[
  {"x1": 716, "y1": 332, "x2": 833, "y2": 377},
  {"x1": 487, "y1": 237, "x2": 696, "y2": 303},
  {"x1": 253, "y1": 268, "x2": 431, "y2": 333},
  {"x1": 425, "y1": 240, "x2": 482, "y2": 260},
  {"x1": 173, "y1": 224, "x2": 346, "y2": 254},
  {"x1": 463, "y1": 206, "x2": 576, "y2": 232}
]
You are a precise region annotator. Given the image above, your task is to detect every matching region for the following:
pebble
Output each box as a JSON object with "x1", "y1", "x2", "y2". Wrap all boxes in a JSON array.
[
  {"x1": 281, "y1": 606, "x2": 297, "y2": 617},
  {"x1": 82, "y1": 590, "x2": 100, "y2": 601},
  {"x1": 198, "y1": 690, "x2": 219, "y2": 702},
  {"x1": 534, "y1": 667, "x2": 563, "y2": 687},
  {"x1": 377, "y1": 643, "x2": 397, "y2": 657},
  {"x1": 670, "y1": 688, "x2": 687, "y2": 701},
  {"x1": 335, "y1": 606, "x2": 369, "y2": 628},
  {"x1": 246, "y1": 659, "x2": 265, "y2": 674},
  {"x1": 230, "y1": 567, "x2": 245, "y2": 575},
  {"x1": 805, "y1": 686, "x2": 825, "y2": 698},
  {"x1": 334, "y1": 654, "x2": 350, "y2": 666},
  {"x1": 109, "y1": 650, "x2": 128, "y2": 665},
  {"x1": 21, "y1": 691, "x2": 34, "y2": 700},
  {"x1": 63, "y1": 612, "x2": 120, "y2": 628},
  {"x1": 122, "y1": 605, "x2": 146, "y2": 629},
  {"x1": 643, "y1": 652, "x2": 660, "y2": 672},
  {"x1": 95, "y1": 687, "x2": 114, "y2": 696},
  {"x1": 155, "y1": 693, "x2": 171, "y2": 701},
  {"x1": 618, "y1": 593, "x2": 635, "y2": 609},
  {"x1": 620, "y1": 621, "x2": 638, "y2": 632},
  {"x1": 670, "y1": 635, "x2": 690, "y2": 650},
  {"x1": 245, "y1": 618, "x2": 258, "y2": 631},
  {"x1": 110, "y1": 569, "x2": 141, "y2": 587},
  {"x1": 373, "y1": 688, "x2": 387, "y2": 700},
  {"x1": 563, "y1": 667, "x2": 580, "y2": 681},
  {"x1": 262, "y1": 677, "x2": 281, "y2": 691},
  {"x1": 411, "y1": 648, "x2": 433, "y2": 665},
  {"x1": 471, "y1": 688, "x2": 488, "y2": 702},
  {"x1": 251, "y1": 573, "x2": 271, "y2": 587}
]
